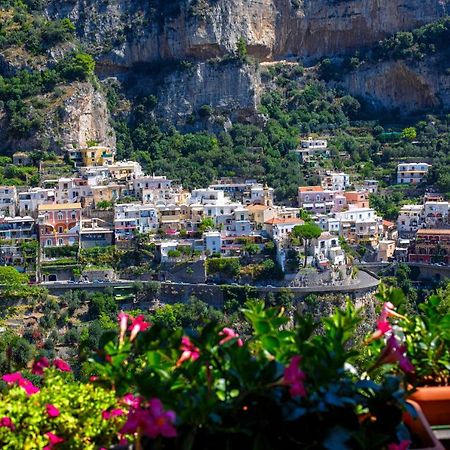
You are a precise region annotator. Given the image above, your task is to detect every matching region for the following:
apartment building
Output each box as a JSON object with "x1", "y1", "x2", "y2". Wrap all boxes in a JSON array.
[
  {"x1": 344, "y1": 191, "x2": 369, "y2": 209},
  {"x1": 0, "y1": 186, "x2": 17, "y2": 217},
  {"x1": 397, "y1": 205, "x2": 424, "y2": 237},
  {"x1": 311, "y1": 232, "x2": 345, "y2": 266},
  {"x1": 55, "y1": 178, "x2": 93, "y2": 205},
  {"x1": 38, "y1": 203, "x2": 82, "y2": 248},
  {"x1": 264, "y1": 217, "x2": 304, "y2": 240},
  {"x1": 397, "y1": 163, "x2": 431, "y2": 184},
  {"x1": 298, "y1": 186, "x2": 348, "y2": 215},
  {"x1": 19, "y1": 188, "x2": 55, "y2": 216},
  {"x1": 321, "y1": 172, "x2": 350, "y2": 191},
  {"x1": 114, "y1": 203, "x2": 159, "y2": 241},
  {"x1": 334, "y1": 206, "x2": 383, "y2": 247},
  {"x1": 409, "y1": 229, "x2": 450, "y2": 265},
  {"x1": 423, "y1": 201, "x2": 449, "y2": 227}
]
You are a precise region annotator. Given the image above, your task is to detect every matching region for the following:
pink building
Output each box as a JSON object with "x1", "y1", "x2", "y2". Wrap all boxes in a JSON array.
[
  {"x1": 298, "y1": 186, "x2": 346, "y2": 214},
  {"x1": 38, "y1": 203, "x2": 82, "y2": 248}
]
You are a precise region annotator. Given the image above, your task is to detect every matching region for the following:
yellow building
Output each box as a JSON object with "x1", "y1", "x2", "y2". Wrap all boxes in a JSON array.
[
  {"x1": 80, "y1": 146, "x2": 115, "y2": 167},
  {"x1": 247, "y1": 205, "x2": 276, "y2": 229},
  {"x1": 91, "y1": 184, "x2": 123, "y2": 206}
]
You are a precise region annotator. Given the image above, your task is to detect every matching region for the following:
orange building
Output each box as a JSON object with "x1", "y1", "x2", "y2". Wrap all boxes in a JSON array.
[
  {"x1": 344, "y1": 191, "x2": 369, "y2": 208},
  {"x1": 38, "y1": 203, "x2": 82, "y2": 248}
]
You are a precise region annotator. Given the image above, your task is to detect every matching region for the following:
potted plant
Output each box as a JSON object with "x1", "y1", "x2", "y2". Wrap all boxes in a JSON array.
[
  {"x1": 366, "y1": 284, "x2": 450, "y2": 428},
  {"x1": 88, "y1": 302, "x2": 417, "y2": 449},
  {"x1": 403, "y1": 401, "x2": 445, "y2": 450}
]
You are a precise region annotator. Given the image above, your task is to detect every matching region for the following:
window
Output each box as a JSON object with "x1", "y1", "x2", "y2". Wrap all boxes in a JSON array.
[
  {"x1": 46, "y1": 239, "x2": 52, "y2": 246},
  {"x1": 58, "y1": 226, "x2": 63, "y2": 233},
  {"x1": 57, "y1": 213, "x2": 63, "y2": 220},
  {"x1": 71, "y1": 212, "x2": 76, "y2": 219},
  {"x1": 58, "y1": 238, "x2": 64, "y2": 246}
]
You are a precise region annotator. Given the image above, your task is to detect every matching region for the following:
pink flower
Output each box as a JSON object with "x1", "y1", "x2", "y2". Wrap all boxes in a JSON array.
[
  {"x1": 2, "y1": 372, "x2": 23, "y2": 383},
  {"x1": 283, "y1": 355, "x2": 307, "y2": 398},
  {"x1": 121, "y1": 398, "x2": 176, "y2": 439},
  {"x1": 218, "y1": 327, "x2": 243, "y2": 347},
  {"x1": 388, "y1": 440, "x2": 411, "y2": 450},
  {"x1": 128, "y1": 315, "x2": 151, "y2": 341},
  {"x1": 378, "y1": 335, "x2": 415, "y2": 374},
  {"x1": 0, "y1": 417, "x2": 14, "y2": 430},
  {"x1": 118, "y1": 311, "x2": 129, "y2": 345},
  {"x1": 368, "y1": 319, "x2": 392, "y2": 342},
  {"x1": 46, "y1": 404, "x2": 60, "y2": 418},
  {"x1": 381, "y1": 302, "x2": 406, "y2": 321},
  {"x1": 102, "y1": 408, "x2": 124, "y2": 420},
  {"x1": 53, "y1": 359, "x2": 71, "y2": 372},
  {"x1": 20, "y1": 378, "x2": 40, "y2": 396},
  {"x1": 89, "y1": 376, "x2": 98, "y2": 382},
  {"x1": 2, "y1": 372, "x2": 40, "y2": 396},
  {"x1": 45, "y1": 432, "x2": 64, "y2": 446},
  {"x1": 176, "y1": 336, "x2": 200, "y2": 367},
  {"x1": 32, "y1": 357, "x2": 50, "y2": 375},
  {"x1": 122, "y1": 393, "x2": 141, "y2": 408}
]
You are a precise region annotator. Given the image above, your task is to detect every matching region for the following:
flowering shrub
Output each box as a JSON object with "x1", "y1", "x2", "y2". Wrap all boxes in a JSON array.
[
  {"x1": 366, "y1": 284, "x2": 450, "y2": 386},
  {"x1": 90, "y1": 302, "x2": 412, "y2": 449},
  {"x1": 0, "y1": 365, "x2": 122, "y2": 449}
]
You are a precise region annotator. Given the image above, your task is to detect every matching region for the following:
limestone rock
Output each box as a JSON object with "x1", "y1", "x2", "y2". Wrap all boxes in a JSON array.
[
  {"x1": 342, "y1": 60, "x2": 450, "y2": 112},
  {"x1": 45, "y1": 0, "x2": 449, "y2": 65}
]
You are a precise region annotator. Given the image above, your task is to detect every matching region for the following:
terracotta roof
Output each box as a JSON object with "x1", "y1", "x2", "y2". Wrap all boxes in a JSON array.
[
  {"x1": 298, "y1": 186, "x2": 323, "y2": 193},
  {"x1": 319, "y1": 232, "x2": 335, "y2": 240},
  {"x1": 417, "y1": 229, "x2": 450, "y2": 235},
  {"x1": 38, "y1": 203, "x2": 82, "y2": 211},
  {"x1": 383, "y1": 220, "x2": 395, "y2": 228},
  {"x1": 247, "y1": 204, "x2": 271, "y2": 211},
  {"x1": 264, "y1": 218, "x2": 304, "y2": 225}
]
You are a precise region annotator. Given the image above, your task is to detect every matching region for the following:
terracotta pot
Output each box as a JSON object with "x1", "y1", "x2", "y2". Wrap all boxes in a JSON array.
[
  {"x1": 409, "y1": 386, "x2": 450, "y2": 426},
  {"x1": 403, "y1": 400, "x2": 445, "y2": 450}
]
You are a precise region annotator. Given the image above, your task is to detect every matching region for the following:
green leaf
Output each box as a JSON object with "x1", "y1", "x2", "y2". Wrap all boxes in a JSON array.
[
  {"x1": 261, "y1": 335, "x2": 280, "y2": 354},
  {"x1": 255, "y1": 319, "x2": 271, "y2": 334}
]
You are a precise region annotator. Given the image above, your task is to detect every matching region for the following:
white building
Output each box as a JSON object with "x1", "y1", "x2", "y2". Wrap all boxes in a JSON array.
[
  {"x1": 247, "y1": 184, "x2": 274, "y2": 206},
  {"x1": 334, "y1": 206, "x2": 383, "y2": 246},
  {"x1": 397, "y1": 205, "x2": 424, "y2": 237},
  {"x1": 0, "y1": 186, "x2": 17, "y2": 217},
  {"x1": 133, "y1": 175, "x2": 174, "y2": 202},
  {"x1": 204, "y1": 231, "x2": 222, "y2": 254},
  {"x1": 423, "y1": 201, "x2": 449, "y2": 227},
  {"x1": 55, "y1": 177, "x2": 93, "y2": 204},
  {"x1": 311, "y1": 232, "x2": 345, "y2": 266},
  {"x1": 189, "y1": 188, "x2": 226, "y2": 205},
  {"x1": 321, "y1": 172, "x2": 350, "y2": 191},
  {"x1": 301, "y1": 138, "x2": 328, "y2": 150},
  {"x1": 397, "y1": 163, "x2": 431, "y2": 184},
  {"x1": 316, "y1": 215, "x2": 341, "y2": 234},
  {"x1": 363, "y1": 180, "x2": 379, "y2": 194},
  {"x1": 114, "y1": 203, "x2": 159, "y2": 241},
  {"x1": 18, "y1": 188, "x2": 55, "y2": 216},
  {"x1": 264, "y1": 217, "x2": 304, "y2": 240}
]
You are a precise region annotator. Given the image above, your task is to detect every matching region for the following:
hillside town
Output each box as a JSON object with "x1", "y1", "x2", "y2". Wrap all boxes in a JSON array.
[{"x1": 0, "y1": 141, "x2": 445, "y2": 286}]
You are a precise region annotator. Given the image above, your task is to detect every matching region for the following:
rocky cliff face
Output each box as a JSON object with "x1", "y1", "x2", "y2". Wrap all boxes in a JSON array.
[
  {"x1": 342, "y1": 60, "x2": 450, "y2": 112},
  {"x1": 58, "y1": 82, "x2": 116, "y2": 151},
  {"x1": 0, "y1": 82, "x2": 115, "y2": 153},
  {"x1": 45, "y1": 0, "x2": 449, "y2": 67},
  {"x1": 155, "y1": 61, "x2": 262, "y2": 129}
]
